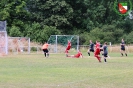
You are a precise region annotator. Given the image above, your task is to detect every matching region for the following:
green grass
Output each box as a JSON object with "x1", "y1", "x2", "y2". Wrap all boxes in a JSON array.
[{"x1": 0, "y1": 53, "x2": 133, "y2": 88}]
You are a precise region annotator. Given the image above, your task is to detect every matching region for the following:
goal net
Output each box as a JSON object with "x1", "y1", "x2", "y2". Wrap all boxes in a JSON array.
[
  {"x1": 0, "y1": 21, "x2": 8, "y2": 55},
  {"x1": 47, "y1": 35, "x2": 79, "y2": 53},
  {"x1": 8, "y1": 37, "x2": 30, "y2": 54}
]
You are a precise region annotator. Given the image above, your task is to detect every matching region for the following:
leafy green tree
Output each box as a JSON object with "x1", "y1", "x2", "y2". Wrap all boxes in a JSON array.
[
  {"x1": 84, "y1": 0, "x2": 124, "y2": 31},
  {"x1": 9, "y1": 26, "x2": 22, "y2": 37},
  {"x1": 116, "y1": 20, "x2": 133, "y2": 34},
  {"x1": 38, "y1": 25, "x2": 61, "y2": 43},
  {"x1": 65, "y1": 0, "x2": 88, "y2": 30},
  {"x1": 87, "y1": 25, "x2": 124, "y2": 44},
  {"x1": 0, "y1": 0, "x2": 29, "y2": 24},
  {"x1": 121, "y1": 31, "x2": 133, "y2": 44},
  {"x1": 28, "y1": 0, "x2": 73, "y2": 32},
  {"x1": 1, "y1": 0, "x2": 133, "y2": 44},
  {"x1": 0, "y1": 0, "x2": 11, "y2": 20},
  {"x1": 24, "y1": 22, "x2": 61, "y2": 43}
]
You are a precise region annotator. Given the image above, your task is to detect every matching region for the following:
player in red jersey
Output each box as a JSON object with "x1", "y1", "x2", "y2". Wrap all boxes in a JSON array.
[
  {"x1": 94, "y1": 41, "x2": 101, "y2": 62},
  {"x1": 66, "y1": 50, "x2": 83, "y2": 58},
  {"x1": 65, "y1": 40, "x2": 71, "y2": 55}
]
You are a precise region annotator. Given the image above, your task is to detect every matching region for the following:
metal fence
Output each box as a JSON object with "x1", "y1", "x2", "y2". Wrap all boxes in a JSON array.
[{"x1": 7, "y1": 44, "x2": 133, "y2": 55}]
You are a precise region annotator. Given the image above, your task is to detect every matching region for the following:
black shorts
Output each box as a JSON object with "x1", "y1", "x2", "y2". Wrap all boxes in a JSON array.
[
  {"x1": 102, "y1": 53, "x2": 108, "y2": 57},
  {"x1": 43, "y1": 49, "x2": 48, "y2": 53},
  {"x1": 121, "y1": 48, "x2": 125, "y2": 51},
  {"x1": 90, "y1": 49, "x2": 94, "y2": 52},
  {"x1": 100, "y1": 49, "x2": 103, "y2": 51}
]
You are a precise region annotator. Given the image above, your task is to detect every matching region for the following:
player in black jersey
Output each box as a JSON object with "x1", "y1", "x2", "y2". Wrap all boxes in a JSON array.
[
  {"x1": 87, "y1": 40, "x2": 94, "y2": 56},
  {"x1": 102, "y1": 42, "x2": 108, "y2": 62},
  {"x1": 120, "y1": 39, "x2": 127, "y2": 57}
]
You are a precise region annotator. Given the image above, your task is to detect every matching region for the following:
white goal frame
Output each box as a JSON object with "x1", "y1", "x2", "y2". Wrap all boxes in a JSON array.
[
  {"x1": 8, "y1": 37, "x2": 30, "y2": 54},
  {"x1": 47, "y1": 35, "x2": 79, "y2": 53}
]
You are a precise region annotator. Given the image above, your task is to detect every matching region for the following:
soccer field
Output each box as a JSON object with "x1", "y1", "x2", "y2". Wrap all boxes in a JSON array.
[{"x1": 0, "y1": 53, "x2": 133, "y2": 88}]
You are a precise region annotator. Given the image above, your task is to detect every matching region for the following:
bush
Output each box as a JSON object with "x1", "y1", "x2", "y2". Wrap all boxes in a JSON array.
[
  {"x1": 31, "y1": 47, "x2": 37, "y2": 51},
  {"x1": 87, "y1": 25, "x2": 124, "y2": 44}
]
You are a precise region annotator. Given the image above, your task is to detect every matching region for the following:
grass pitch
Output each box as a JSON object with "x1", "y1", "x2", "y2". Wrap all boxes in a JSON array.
[{"x1": 0, "y1": 53, "x2": 133, "y2": 88}]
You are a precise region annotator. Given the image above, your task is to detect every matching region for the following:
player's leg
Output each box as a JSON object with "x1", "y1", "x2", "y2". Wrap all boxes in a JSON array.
[
  {"x1": 65, "y1": 50, "x2": 69, "y2": 57},
  {"x1": 88, "y1": 49, "x2": 94, "y2": 56},
  {"x1": 124, "y1": 50, "x2": 127, "y2": 56},
  {"x1": 97, "y1": 49, "x2": 101, "y2": 62},
  {"x1": 66, "y1": 55, "x2": 74, "y2": 58},
  {"x1": 65, "y1": 46, "x2": 71, "y2": 52},
  {"x1": 104, "y1": 57, "x2": 107, "y2": 62},
  {"x1": 95, "y1": 54, "x2": 101, "y2": 62},
  {"x1": 104, "y1": 53, "x2": 108, "y2": 62},
  {"x1": 65, "y1": 46, "x2": 70, "y2": 55},
  {"x1": 94, "y1": 50, "x2": 101, "y2": 62},
  {"x1": 87, "y1": 49, "x2": 90, "y2": 56},
  {"x1": 120, "y1": 49, "x2": 124, "y2": 57},
  {"x1": 43, "y1": 49, "x2": 47, "y2": 57},
  {"x1": 125, "y1": 52, "x2": 127, "y2": 56},
  {"x1": 46, "y1": 49, "x2": 49, "y2": 57}
]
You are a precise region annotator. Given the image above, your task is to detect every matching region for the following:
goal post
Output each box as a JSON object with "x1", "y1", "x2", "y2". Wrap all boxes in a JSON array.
[
  {"x1": 0, "y1": 21, "x2": 8, "y2": 55},
  {"x1": 47, "y1": 35, "x2": 79, "y2": 53},
  {"x1": 0, "y1": 21, "x2": 31, "y2": 55}
]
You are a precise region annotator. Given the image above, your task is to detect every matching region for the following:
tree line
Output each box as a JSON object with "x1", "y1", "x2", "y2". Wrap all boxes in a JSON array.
[{"x1": 0, "y1": 0, "x2": 133, "y2": 44}]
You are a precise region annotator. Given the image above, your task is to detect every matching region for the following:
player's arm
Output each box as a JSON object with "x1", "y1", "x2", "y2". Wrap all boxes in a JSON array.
[
  {"x1": 102, "y1": 46, "x2": 104, "y2": 52},
  {"x1": 70, "y1": 42, "x2": 71, "y2": 46},
  {"x1": 101, "y1": 45, "x2": 104, "y2": 50},
  {"x1": 68, "y1": 42, "x2": 71, "y2": 46}
]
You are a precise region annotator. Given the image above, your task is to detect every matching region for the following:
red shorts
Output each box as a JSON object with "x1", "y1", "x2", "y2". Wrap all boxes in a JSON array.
[
  {"x1": 94, "y1": 48, "x2": 100, "y2": 55},
  {"x1": 66, "y1": 46, "x2": 71, "y2": 50}
]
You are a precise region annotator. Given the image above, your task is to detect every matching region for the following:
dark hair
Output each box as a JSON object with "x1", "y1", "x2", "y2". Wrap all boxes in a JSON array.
[{"x1": 104, "y1": 42, "x2": 107, "y2": 45}]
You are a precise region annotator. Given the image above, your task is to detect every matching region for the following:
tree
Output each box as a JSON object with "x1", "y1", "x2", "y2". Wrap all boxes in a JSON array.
[
  {"x1": 0, "y1": 0, "x2": 132, "y2": 44},
  {"x1": 0, "y1": 0, "x2": 29, "y2": 24},
  {"x1": 116, "y1": 20, "x2": 133, "y2": 34},
  {"x1": 84, "y1": 0, "x2": 124, "y2": 31},
  {"x1": 24, "y1": 22, "x2": 61, "y2": 43},
  {"x1": 65, "y1": 0, "x2": 88, "y2": 30},
  {"x1": 121, "y1": 31, "x2": 133, "y2": 44},
  {"x1": 9, "y1": 26, "x2": 22, "y2": 37},
  {"x1": 28, "y1": 0, "x2": 73, "y2": 32},
  {"x1": 87, "y1": 25, "x2": 124, "y2": 44}
]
